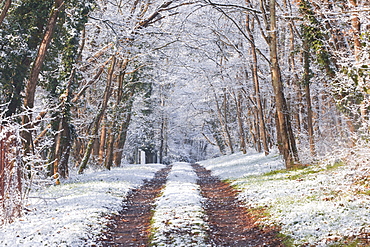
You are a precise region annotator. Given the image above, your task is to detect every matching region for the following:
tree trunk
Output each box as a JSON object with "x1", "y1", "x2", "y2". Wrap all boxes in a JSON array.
[
  {"x1": 246, "y1": 13, "x2": 269, "y2": 155},
  {"x1": 288, "y1": 21, "x2": 303, "y2": 134},
  {"x1": 78, "y1": 56, "x2": 116, "y2": 174},
  {"x1": 252, "y1": 108, "x2": 261, "y2": 152},
  {"x1": 222, "y1": 91, "x2": 234, "y2": 153},
  {"x1": 105, "y1": 59, "x2": 128, "y2": 170},
  {"x1": 0, "y1": 0, "x2": 11, "y2": 25},
  {"x1": 52, "y1": 70, "x2": 76, "y2": 180},
  {"x1": 22, "y1": 0, "x2": 64, "y2": 153},
  {"x1": 113, "y1": 97, "x2": 134, "y2": 167},
  {"x1": 159, "y1": 115, "x2": 167, "y2": 163},
  {"x1": 236, "y1": 91, "x2": 247, "y2": 154},
  {"x1": 268, "y1": 0, "x2": 298, "y2": 168},
  {"x1": 98, "y1": 118, "x2": 107, "y2": 164},
  {"x1": 348, "y1": 0, "x2": 368, "y2": 124},
  {"x1": 104, "y1": 128, "x2": 114, "y2": 170},
  {"x1": 109, "y1": 59, "x2": 133, "y2": 168},
  {"x1": 214, "y1": 92, "x2": 234, "y2": 154},
  {"x1": 303, "y1": 40, "x2": 316, "y2": 156},
  {"x1": 52, "y1": 117, "x2": 71, "y2": 181},
  {"x1": 159, "y1": 89, "x2": 167, "y2": 163},
  {"x1": 349, "y1": 0, "x2": 361, "y2": 61}
]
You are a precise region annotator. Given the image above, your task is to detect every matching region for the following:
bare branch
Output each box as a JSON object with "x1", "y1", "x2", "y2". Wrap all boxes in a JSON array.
[
  {"x1": 86, "y1": 42, "x2": 114, "y2": 63},
  {"x1": 204, "y1": 0, "x2": 262, "y2": 14},
  {"x1": 72, "y1": 58, "x2": 112, "y2": 103},
  {"x1": 202, "y1": 132, "x2": 217, "y2": 146},
  {"x1": 207, "y1": 2, "x2": 270, "y2": 64}
]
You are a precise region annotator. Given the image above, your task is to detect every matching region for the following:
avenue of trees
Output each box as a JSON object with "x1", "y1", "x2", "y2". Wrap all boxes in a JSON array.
[{"x1": 1, "y1": 0, "x2": 369, "y2": 222}]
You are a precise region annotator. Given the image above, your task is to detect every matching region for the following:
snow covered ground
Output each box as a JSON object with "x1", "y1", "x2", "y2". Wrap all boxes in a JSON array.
[
  {"x1": 151, "y1": 162, "x2": 209, "y2": 246},
  {"x1": 1, "y1": 148, "x2": 369, "y2": 246},
  {"x1": 199, "y1": 150, "x2": 285, "y2": 179},
  {"x1": 200, "y1": 149, "x2": 370, "y2": 246},
  {"x1": 0, "y1": 164, "x2": 164, "y2": 246}
]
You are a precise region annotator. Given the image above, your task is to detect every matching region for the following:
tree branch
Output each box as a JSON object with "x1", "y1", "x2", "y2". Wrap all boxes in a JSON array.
[{"x1": 204, "y1": 0, "x2": 262, "y2": 14}]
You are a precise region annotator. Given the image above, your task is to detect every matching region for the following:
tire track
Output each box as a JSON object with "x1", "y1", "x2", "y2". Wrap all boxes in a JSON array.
[
  {"x1": 98, "y1": 165, "x2": 172, "y2": 246},
  {"x1": 192, "y1": 163, "x2": 284, "y2": 247}
]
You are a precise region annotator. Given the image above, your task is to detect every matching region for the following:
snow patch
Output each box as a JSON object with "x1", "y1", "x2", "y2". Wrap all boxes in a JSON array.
[
  {"x1": 151, "y1": 162, "x2": 209, "y2": 247},
  {"x1": 0, "y1": 164, "x2": 164, "y2": 246}
]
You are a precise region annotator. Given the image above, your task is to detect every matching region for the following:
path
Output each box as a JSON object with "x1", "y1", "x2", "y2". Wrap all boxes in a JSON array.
[
  {"x1": 192, "y1": 163, "x2": 283, "y2": 246},
  {"x1": 99, "y1": 165, "x2": 172, "y2": 246},
  {"x1": 98, "y1": 163, "x2": 283, "y2": 246}
]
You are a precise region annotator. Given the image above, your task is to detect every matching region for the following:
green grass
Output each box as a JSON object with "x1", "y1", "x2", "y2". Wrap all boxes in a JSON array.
[
  {"x1": 148, "y1": 212, "x2": 159, "y2": 247},
  {"x1": 246, "y1": 205, "x2": 272, "y2": 218},
  {"x1": 328, "y1": 238, "x2": 363, "y2": 247},
  {"x1": 287, "y1": 169, "x2": 322, "y2": 180},
  {"x1": 263, "y1": 169, "x2": 288, "y2": 177},
  {"x1": 230, "y1": 158, "x2": 363, "y2": 247},
  {"x1": 358, "y1": 189, "x2": 370, "y2": 196},
  {"x1": 326, "y1": 160, "x2": 345, "y2": 170},
  {"x1": 276, "y1": 232, "x2": 295, "y2": 246},
  {"x1": 261, "y1": 159, "x2": 345, "y2": 182}
]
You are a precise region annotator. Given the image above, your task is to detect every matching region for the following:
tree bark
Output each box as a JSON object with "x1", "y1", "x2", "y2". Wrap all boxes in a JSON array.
[
  {"x1": 214, "y1": 91, "x2": 234, "y2": 154},
  {"x1": 109, "y1": 59, "x2": 133, "y2": 168},
  {"x1": 52, "y1": 117, "x2": 71, "y2": 181},
  {"x1": 235, "y1": 90, "x2": 247, "y2": 154},
  {"x1": 246, "y1": 12, "x2": 269, "y2": 155},
  {"x1": 78, "y1": 56, "x2": 116, "y2": 174},
  {"x1": 224, "y1": 91, "x2": 234, "y2": 153},
  {"x1": 268, "y1": 0, "x2": 298, "y2": 168},
  {"x1": 303, "y1": 39, "x2": 316, "y2": 156},
  {"x1": 0, "y1": 0, "x2": 11, "y2": 25},
  {"x1": 159, "y1": 88, "x2": 167, "y2": 163},
  {"x1": 104, "y1": 128, "x2": 114, "y2": 170},
  {"x1": 349, "y1": 0, "x2": 361, "y2": 61},
  {"x1": 98, "y1": 118, "x2": 107, "y2": 164},
  {"x1": 52, "y1": 69, "x2": 75, "y2": 180},
  {"x1": 22, "y1": 0, "x2": 64, "y2": 153},
  {"x1": 113, "y1": 95, "x2": 134, "y2": 167},
  {"x1": 305, "y1": 83, "x2": 316, "y2": 155}
]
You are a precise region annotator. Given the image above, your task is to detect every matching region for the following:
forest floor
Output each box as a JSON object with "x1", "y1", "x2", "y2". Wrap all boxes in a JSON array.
[{"x1": 1, "y1": 150, "x2": 370, "y2": 246}]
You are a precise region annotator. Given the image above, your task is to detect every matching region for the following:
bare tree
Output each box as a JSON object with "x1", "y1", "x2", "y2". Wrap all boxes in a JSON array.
[{"x1": 78, "y1": 56, "x2": 117, "y2": 174}]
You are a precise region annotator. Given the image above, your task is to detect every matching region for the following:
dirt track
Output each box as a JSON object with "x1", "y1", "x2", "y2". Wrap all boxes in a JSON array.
[
  {"x1": 192, "y1": 163, "x2": 284, "y2": 247},
  {"x1": 99, "y1": 165, "x2": 172, "y2": 246},
  {"x1": 98, "y1": 163, "x2": 284, "y2": 246}
]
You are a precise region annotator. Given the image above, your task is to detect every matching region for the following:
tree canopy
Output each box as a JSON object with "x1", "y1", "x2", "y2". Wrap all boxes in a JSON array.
[{"x1": 1, "y1": 0, "x2": 369, "y2": 193}]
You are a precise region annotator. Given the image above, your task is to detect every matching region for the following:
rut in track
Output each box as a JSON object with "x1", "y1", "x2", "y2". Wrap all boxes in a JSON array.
[
  {"x1": 98, "y1": 165, "x2": 172, "y2": 246},
  {"x1": 192, "y1": 163, "x2": 284, "y2": 247},
  {"x1": 98, "y1": 163, "x2": 283, "y2": 246}
]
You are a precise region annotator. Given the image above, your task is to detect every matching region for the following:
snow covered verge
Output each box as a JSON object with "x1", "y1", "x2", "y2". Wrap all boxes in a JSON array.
[
  {"x1": 199, "y1": 150, "x2": 285, "y2": 179},
  {"x1": 200, "y1": 149, "x2": 370, "y2": 246},
  {"x1": 0, "y1": 164, "x2": 164, "y2": 247},
  {"x1": 151, "y1": 162, "x2": 209, "y2": 247}
]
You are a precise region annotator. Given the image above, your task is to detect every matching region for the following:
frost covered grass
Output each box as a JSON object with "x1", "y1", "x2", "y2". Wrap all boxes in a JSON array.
[
  {"x1": 199, "y1": 150, "x2": 285, "y2": 180},
  {"x1": 200, "y1": 150, "x2": 370, "y2": 246},
  {"x1": 0, "y1": 164, "x2": 164, "y2": 247},
  {"x1": 150, "y1": 162, "x2": 209, "y2": 247},
  {"x1": 1, "y1": 149, "x2": 369, "y2": 246}
]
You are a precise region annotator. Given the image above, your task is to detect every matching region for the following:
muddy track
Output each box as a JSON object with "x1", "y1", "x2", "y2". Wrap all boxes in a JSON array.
[
  {"x1": 98, "y1": 165, "x2": 172, "y2": 246},
  {"x1": 192, "y1": 163, "x2": 284, "y2": 247},
  {"x1": 97, "y1": 163, "x2": 283, "y2": 246}
]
